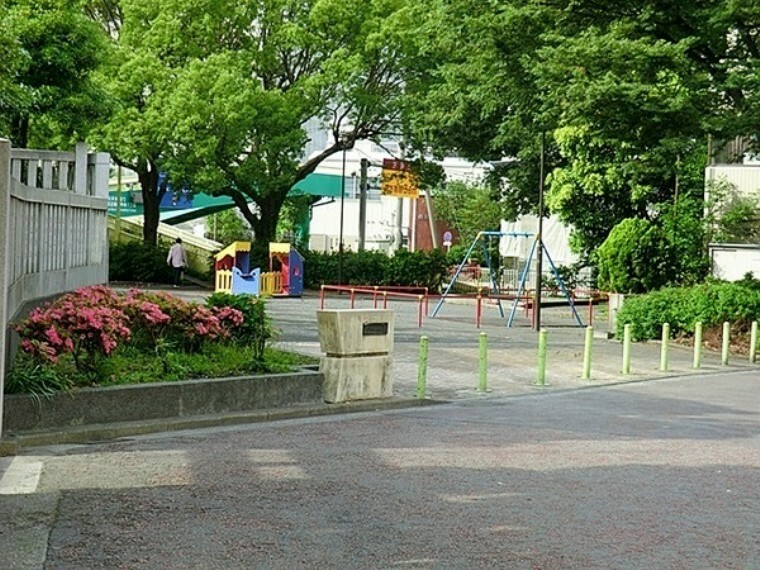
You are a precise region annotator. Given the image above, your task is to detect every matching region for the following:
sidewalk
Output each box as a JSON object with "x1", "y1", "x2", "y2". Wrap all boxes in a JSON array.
[{"x1": 267, "y1": 291, "x2": 757, "y2": 400}]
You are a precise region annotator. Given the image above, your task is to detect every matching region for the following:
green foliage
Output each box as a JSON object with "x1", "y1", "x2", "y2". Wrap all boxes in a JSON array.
[
  {"x1": 206, "y1": 210, "x2": 252, "y2": 244},
  {"x1": 303, "y1": 249, "x2": 449, "y2": 292},
  {"x1": 707, "y1": 180, "x2": 760, "y2": 244},
  {"x1": 109, "y1": 242, "x2": 171, "y2": 283},
  {"x1": 5, "y1": 353, "x2": 74, "y2": 397},
  {"x1": 616, "y1": 281, "x2": 760, "y2": 341},
  {"x1": 206, "y1": 293, "x2": 273, "y2": 365},
  {"x1": 94, "y1": 0, "x2": 413, "y2": 246},
  {"x1": 384, "y1": 249, "x2": 449, "y2": 291},
  {"x1": 431, "y1": 181, "x2": 502, "y2": 248},
  {"x1": 0, "y1": 0, "x2": 108, "y2": 146},
  {"x1": 596, "y1": 218, "x2": 675, "y2": 294}
]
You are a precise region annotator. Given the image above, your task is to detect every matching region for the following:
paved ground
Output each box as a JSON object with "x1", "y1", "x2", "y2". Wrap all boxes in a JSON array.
[
  {"x1": 2, "y1": 287, "x2": 758, "y2": 568},
  {"x1": 1, "y1": 370, "x2": 758, "y2": 568},
  {"x1": 267, "y1": 291, "x2": 750, "y2": 399}
]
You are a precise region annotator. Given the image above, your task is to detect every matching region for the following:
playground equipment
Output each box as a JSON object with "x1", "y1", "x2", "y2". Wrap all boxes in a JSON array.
[
  {"x1": 432, "y1": 230, "x2": 583, "y2": 327},
  {"x1": 215, "y1": 241, "x2": 261, "y2": 295},
  {"x1": 215, "y1": 242, "x2": 304, "y2": 297},
  {"x1": 265, "y1": 243, "x2": 304, "y2": 296}
]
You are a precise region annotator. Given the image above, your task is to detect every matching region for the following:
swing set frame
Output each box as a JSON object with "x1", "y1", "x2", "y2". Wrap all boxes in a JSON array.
[{"x1": 431, "y1": 230, "x2": 584, "y2": 327}]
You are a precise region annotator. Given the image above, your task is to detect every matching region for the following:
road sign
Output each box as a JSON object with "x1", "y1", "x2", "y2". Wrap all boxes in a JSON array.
[
  {"x1": 381, "y1": 158, "x2": 419, "y2": 198},
  {"x1": 442, "y1": 230, "x2": 453, "y2": 246}
]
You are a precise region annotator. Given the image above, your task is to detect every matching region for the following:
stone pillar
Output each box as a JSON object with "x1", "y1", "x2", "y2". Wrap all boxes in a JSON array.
[
  {"x1": 316, "y1": 309, "x2": 394, "y2": 403},
  {"x1": 0, "y1": 140, "x2": 12, "y2": 439}
]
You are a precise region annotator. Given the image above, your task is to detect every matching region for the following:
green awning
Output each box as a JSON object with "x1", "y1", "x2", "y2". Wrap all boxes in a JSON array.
[{"x1": 289, "y1": 172, "x2": 343, "y2": 198}]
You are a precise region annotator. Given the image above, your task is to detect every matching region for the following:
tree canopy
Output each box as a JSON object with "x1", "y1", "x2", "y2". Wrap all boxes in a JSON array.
[
  {"x1": 0, "y1": 0, "x2": 107, "y2": 147},
  {"x1": 402, "y1": 0, "x2": 760, "y2": 259}
]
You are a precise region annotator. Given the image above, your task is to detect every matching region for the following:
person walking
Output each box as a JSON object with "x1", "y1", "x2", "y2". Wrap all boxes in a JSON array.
[{"x1": 167, "y1": 238, "x2": 188, "y2": 288}]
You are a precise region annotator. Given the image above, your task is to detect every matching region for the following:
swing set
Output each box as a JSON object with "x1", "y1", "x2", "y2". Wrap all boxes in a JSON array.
[{"x1": 431, "y1": 230, "x2": 584, "y2": 327}]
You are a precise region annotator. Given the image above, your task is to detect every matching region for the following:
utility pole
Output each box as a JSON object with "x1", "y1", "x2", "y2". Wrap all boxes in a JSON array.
[
  {"x1": 534, "y1": 131, "x2": 545, "y2": 331},
  {"x1": 338, "y1": 147, "x2": 346, "y2": 284},
  {"x1": 359, "y1": 158, "x2": 368, "y2": 252},
  {"x1": 395, "y1": 141, "x2": 406, "y2": 251}
]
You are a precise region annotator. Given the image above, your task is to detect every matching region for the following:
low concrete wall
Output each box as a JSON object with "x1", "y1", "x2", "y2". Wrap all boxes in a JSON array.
[{"x1": 3, "y1": 370, "x2": 323, "y2": 433}]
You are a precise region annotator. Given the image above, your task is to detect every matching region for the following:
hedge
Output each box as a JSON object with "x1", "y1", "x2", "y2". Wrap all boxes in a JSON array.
[{"x1": 615, "y1": 279, "x2": 760, "y2": 340}]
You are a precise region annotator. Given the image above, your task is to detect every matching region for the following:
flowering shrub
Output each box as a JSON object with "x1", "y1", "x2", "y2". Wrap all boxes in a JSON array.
[
  {"x1": 13, "y1": 286, "x2": 247, "y2": 374},
  {"x1": 123, "y1": 290, "x2": 243, "y2": 351},
  {"x1": 14, "y1": 286, "x2": 132, "y2": 372}
]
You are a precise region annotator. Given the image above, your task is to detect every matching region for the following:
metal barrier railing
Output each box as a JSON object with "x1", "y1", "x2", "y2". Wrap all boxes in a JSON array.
[{"x1": 319, "y1": 285, "x2": 429, "y2": 327}]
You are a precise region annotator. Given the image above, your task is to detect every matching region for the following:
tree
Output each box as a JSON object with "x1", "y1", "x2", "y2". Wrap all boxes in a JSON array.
[
  {"x1": 432, "y1": 181, "x2": 502, "y2": 248},
  {"x1": 0, "y1": 0, "x2": 107, "y2": 148},
  {"x1": 94, "y1": 0, "x2": 417, "y2": 255},
  {"x1": 206, "y1": 209, "x2": 253, "y2": 245},
  {"x1": 401, "y1": 0, "x2": 760, "y2": 261}
]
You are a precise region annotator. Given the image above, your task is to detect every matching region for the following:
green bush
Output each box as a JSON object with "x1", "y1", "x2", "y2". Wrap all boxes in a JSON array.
[
  {"x1": 615, "y1": 281, "x2": 760, "y2": 340},
  {"x1": 206, "y1": 293, "x2": 273, "y2": 364},
  {"x1": 303, "y1": 249, "x2": 449, "y2": 292},
  {"x1": 596, "y1": 218, "x2": 675, "y2": 294},
  {"x1": 109, "y1": 242, "x2": 171, "y2": 283}
]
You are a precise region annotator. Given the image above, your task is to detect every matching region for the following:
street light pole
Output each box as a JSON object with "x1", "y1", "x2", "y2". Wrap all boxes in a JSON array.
[
  {"x1": 534, "y1": 131, "x2": 545, "y2": 331},
  {"x1": 338, "y1": 147, "x2": 346, "y2": 285}
]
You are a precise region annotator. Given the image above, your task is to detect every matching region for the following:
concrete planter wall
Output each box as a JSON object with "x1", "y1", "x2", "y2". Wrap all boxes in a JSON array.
[{"x1": 3, "y1": 370, "x2": 323, "y2": 434}]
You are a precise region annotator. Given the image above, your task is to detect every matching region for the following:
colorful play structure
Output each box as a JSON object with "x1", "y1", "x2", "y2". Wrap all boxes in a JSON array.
[{"x1": 214, "y1": 242, "x2": 303, "y2": 296}]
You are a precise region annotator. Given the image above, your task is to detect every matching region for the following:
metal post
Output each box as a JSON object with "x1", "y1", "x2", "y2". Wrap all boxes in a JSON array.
[
  {"x1": 534, "y1": 131, "x2": 545, "y2": 331},
  {"x1": 582, "y1": 325, "x2": 593, "y2": 380},
  {"x1": 478, "y1": 332, "x2": 487, "y2": 392},
  {"x1": 383, "y1": 292, "x2": 388, "y2": 309},
  {"x1": 476, "y1": 294, "x2": 482, "y2": 328},
  {"x1": 660, "y1": 322, "x2": 670, "y2": 372},
  {"x1": 115, "y1": 164, "x2": 122, "y2": 240},
  {"x1": 622, "y1": 324, "x2": 632, "y2": 375},
  {"x1": 750, "y1": 321, "x2": 758, "y2": 363},
  {"x1": 338, "y1": 147, "x2": 346, "y2": 284},
  {"x1": 320, "y1": 285, "x2": 325, "y2": 310},
  {"x1": 536, "y1": 329, "x2": 548, "y2": 385},
  {"x1": 358, "y1": 158, "x2": 368, "y2": 252},
  {"x1": 693, "y1": 321, "x2": 703, "y2": 369},
  {"x1": 417, "y1": 336, "x2": 429, "y2": 399},
  {"x1": 722, "y1": 321, "x2": 730, "y2": 365},
  {"x1": 417, "y1": 295, "x2": 424, "y2": 328},
  {"x1": 350, "y1": 288, "x2": 355, "y2": 309}
]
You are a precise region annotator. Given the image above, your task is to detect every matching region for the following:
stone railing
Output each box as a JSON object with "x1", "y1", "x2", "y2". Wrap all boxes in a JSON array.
[{"x1": 0, "y1": 139, "x2": 110, "y2": 439}]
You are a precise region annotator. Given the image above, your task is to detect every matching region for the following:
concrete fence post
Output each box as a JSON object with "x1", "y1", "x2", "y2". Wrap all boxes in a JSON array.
[
  {"x1": 693, "y1": 322, "x2": 703, "y2": 369},
  {"x1": 582, "y1": 325, "x2": 593, "y2": 380},
  {"x1": 660, "y1": 322, "x2": 670, "y2": 372},
  {"x1": 478, "y1": 332, "x2": 487, "y2": 392},
  {"x1": 417, "y1": 336, "x2": 429, "y2": 399},
  {"x1": 536, "y1": 329, "x2": 548, "y2": 386},
  {"x1": 750, "y1": 321, "x2": 758, "y2": 364},
  {"x1": 722, "y1": 321, "x2": 730, "y2": 366},
  {"x1": 622, "y1": 324, "x2": 632, "y2": 375}
]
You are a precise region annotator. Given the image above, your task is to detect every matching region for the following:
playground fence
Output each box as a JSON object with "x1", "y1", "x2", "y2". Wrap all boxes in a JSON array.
[{"x1": 319, "y1": 285, "x2": 429, "y2": 327}]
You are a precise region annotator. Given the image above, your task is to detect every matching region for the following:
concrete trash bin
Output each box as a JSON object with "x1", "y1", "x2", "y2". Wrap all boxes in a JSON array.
[{"x1": 316, "y1": 309, "x2": 394, "y2": 403}]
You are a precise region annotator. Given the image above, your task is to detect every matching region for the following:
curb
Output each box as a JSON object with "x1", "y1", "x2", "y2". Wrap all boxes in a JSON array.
[{"x1": 0, "y1": 398, "x2": 447, "y2": 455}]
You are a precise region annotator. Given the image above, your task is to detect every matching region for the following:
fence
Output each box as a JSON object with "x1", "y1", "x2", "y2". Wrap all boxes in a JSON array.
[{"x1": 0, "y1": 139, "x2": 110, "y2": 438}]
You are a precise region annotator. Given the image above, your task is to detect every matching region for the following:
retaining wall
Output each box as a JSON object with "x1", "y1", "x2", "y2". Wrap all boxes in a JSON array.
[{"x1": 3, "y1": 370, "x2": 323, "y2": 433}]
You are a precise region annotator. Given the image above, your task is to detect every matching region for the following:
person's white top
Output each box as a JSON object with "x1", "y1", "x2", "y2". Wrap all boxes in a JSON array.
[{"x1": 167, "y1": 243, "x2": 187, "y2": 268}]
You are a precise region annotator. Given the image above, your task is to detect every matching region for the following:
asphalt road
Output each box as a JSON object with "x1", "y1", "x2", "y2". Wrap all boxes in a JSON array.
[{"x1": 2, "y1": 369, "x2": 758, "y2": 569}]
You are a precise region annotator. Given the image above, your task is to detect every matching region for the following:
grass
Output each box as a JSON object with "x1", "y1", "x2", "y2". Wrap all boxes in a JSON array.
[{"x1": 6, "y1": 343, "x2": 320, "y2": 394}]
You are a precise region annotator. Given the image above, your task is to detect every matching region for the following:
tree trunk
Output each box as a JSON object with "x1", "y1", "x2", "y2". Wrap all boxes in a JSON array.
[
  {"x1": 10, "y1": 115, "x2": 29, "y2": 148},
  {"x1": 137, "y1": 164, "x2": 164, "y2": 246},
  {"x1": 239, "y1": 191, "x2": 287, "y2": 270}
]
